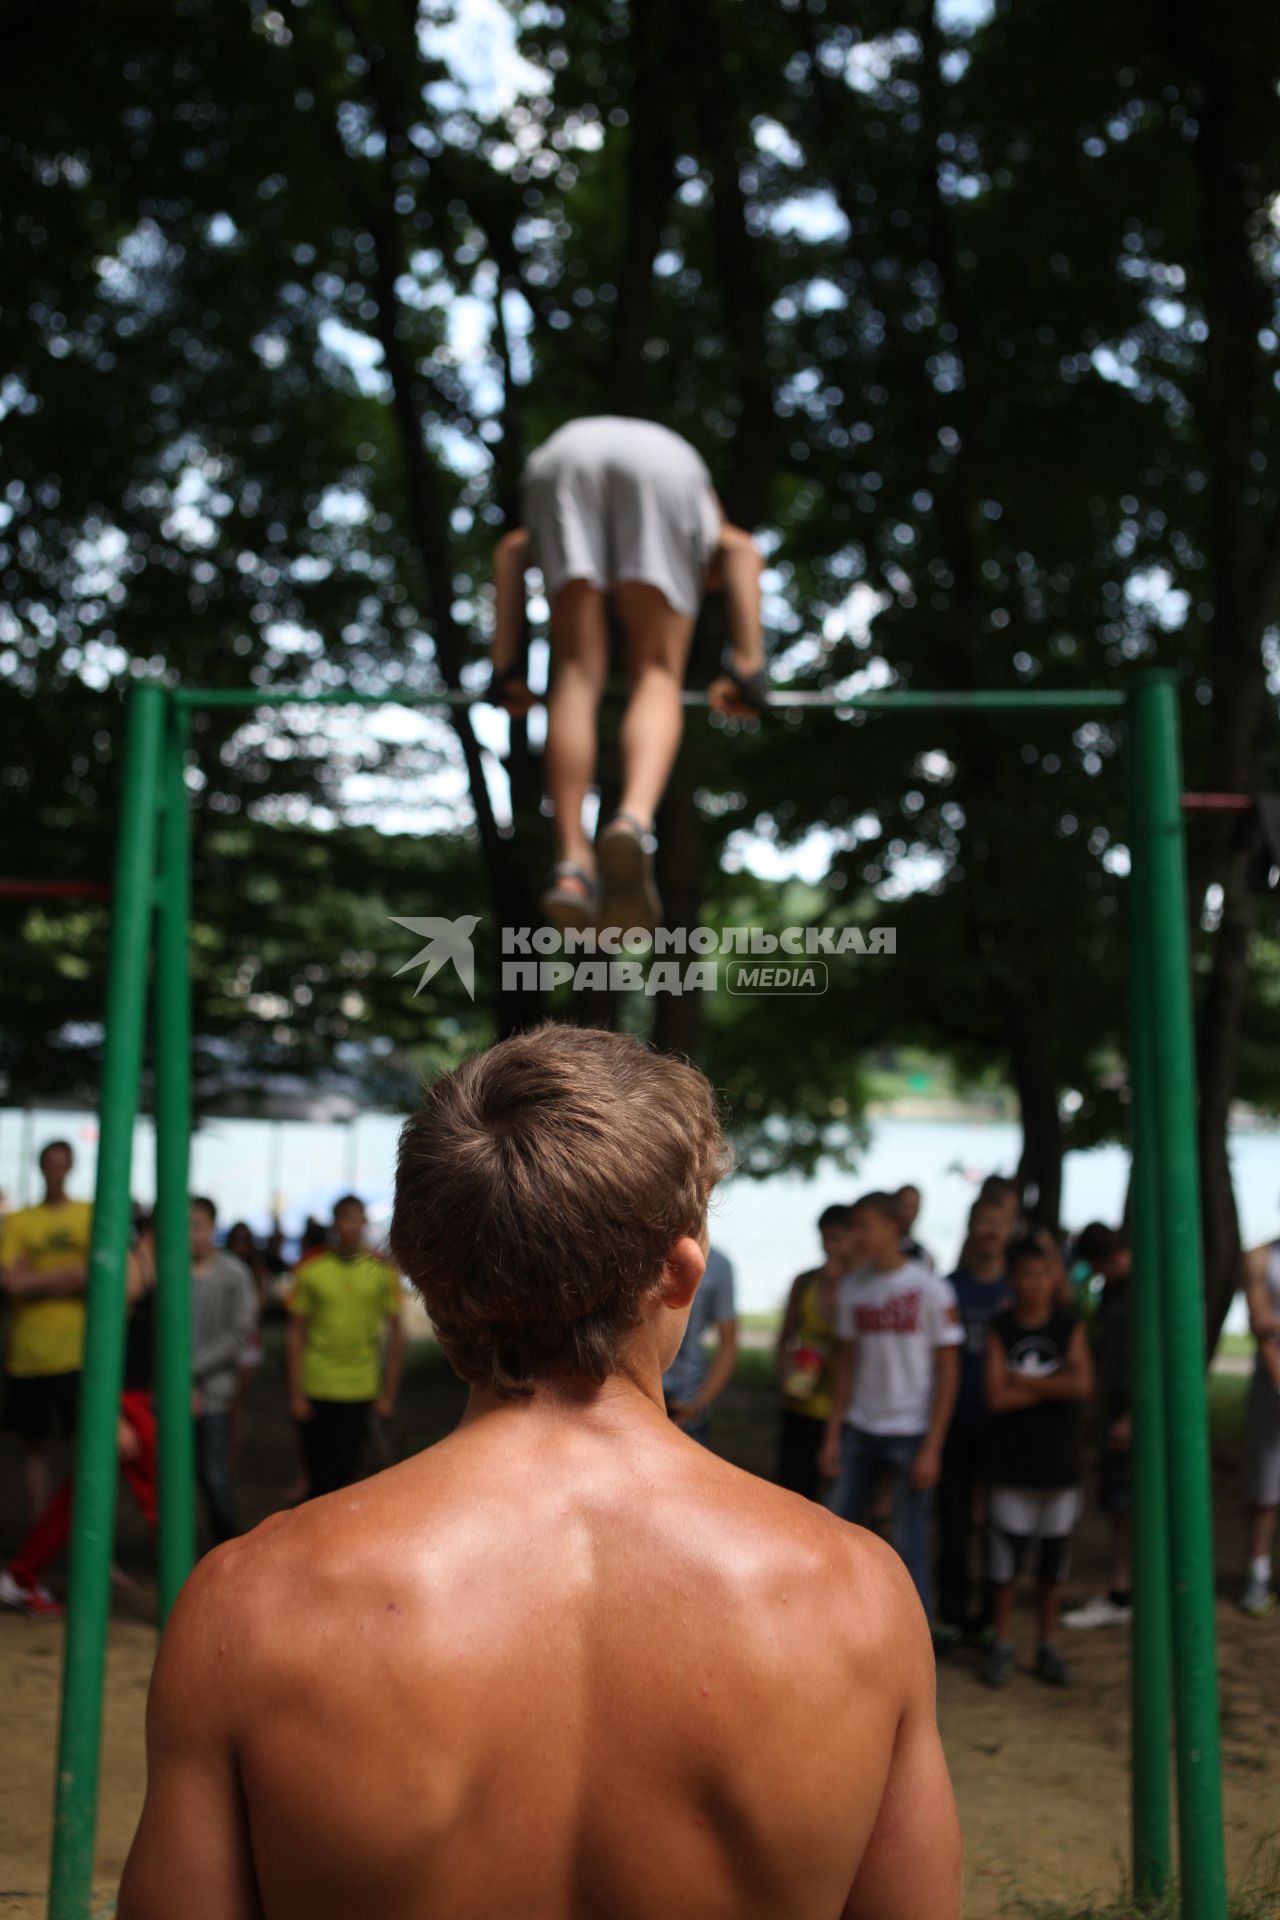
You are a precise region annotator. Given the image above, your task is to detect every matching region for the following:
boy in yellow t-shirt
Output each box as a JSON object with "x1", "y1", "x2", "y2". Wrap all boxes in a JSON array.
[
  {"x1": 1, "y1": 1141, "x2": 92, "y2": 1520},
  {"x1": 286, "y1": 1195, "x2": 404, "y2": 1498}
]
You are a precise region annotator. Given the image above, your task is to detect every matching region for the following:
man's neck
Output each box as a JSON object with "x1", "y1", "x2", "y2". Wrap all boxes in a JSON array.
[
  {"x1": 1012, "y1": 1303, "x2": 1052, "y2": 1330},
  {"x1": 43, "y1": 1188, "x2": 68, "y2": 1208},
  {"x1": 870, "y1": 1252, "x2": 906, "y2": 1276},
  {"x1": 462, "y1": 1369, "x2": 668, "y2": 1439}
]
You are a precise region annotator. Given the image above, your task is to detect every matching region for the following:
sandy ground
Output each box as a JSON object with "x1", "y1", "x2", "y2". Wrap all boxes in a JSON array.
[{"x1": 1, "y1": 1341, "x2": 1277, "y2": 1918}]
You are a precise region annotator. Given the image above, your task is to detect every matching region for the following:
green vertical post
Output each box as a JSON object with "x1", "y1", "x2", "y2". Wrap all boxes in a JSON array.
[
  {"x1": 1125, "y1": 698, "x2": 1173, "y2": 1900},
  {"x1": 49, "y1": 680, "x2": 168, "y2": 1920},
  {"x1": 154, "y1": 702, "x2": 196, "y2": 1625},
  {"x1": 1130, "y1": 670, "x2": 1227, "y2": 1920}
]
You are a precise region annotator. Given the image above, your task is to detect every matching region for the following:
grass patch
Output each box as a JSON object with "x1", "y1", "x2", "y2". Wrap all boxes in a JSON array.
[
  {"x1": 740, "y1": 1310, "x2": 783, "y2": 1334},
  {"x1": 1006, "y1": 1848, "x2": 1280, "y2": 1919},
  {"x1": 1010, "y1": 1891, "x2": 1269, "y2": 1918},
  {"x1": 732, "y1": 1346, "x2": 778, "y2": 1391}
]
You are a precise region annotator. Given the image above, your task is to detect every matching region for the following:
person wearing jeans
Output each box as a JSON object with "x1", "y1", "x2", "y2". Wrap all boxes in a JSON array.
[
  {"x1": 935, "y1": 1196, "x2": 1012, "y2": 1643},
  {"x1": 189, "y1": 1197, "x2": 257, "y2": 1544},
  {"x1": 819, "y1": 1192, "x2": 963, "y2": 1622},
  {"x1": 662, "y1": 1245, "x2": 737, "y2": 1446}
]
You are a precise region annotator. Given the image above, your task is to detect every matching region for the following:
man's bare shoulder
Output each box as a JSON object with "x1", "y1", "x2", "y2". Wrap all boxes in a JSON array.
[
  {"x1": 156, "y1": 1486, "x2": 415, "y2": 1723},
  {"x1": 165, "y1": 1436, "x2": 923, "y2": 1723},
  {"x1": 656, "y1": 1444, "x2": 927, "y2": 1674}
]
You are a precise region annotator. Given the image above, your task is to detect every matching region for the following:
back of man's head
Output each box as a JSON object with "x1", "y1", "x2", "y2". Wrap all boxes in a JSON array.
[{"x1": 391, "y1": 1023, "x2": 732, "y2": 1401}]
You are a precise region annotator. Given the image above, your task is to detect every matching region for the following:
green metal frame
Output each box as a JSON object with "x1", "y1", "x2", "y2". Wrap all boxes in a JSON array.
[{"x1": 46, "y1": 670, "x2": 1226, "y2": 1920}]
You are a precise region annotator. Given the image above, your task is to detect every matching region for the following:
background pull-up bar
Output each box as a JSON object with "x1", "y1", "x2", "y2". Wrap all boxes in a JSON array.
[
  {"x1": 0, "y1": 881, "x2": 111, "y2": 901},
  {"x1": 1181, "y1": 793, "x2": 1254, "y2": 814}
]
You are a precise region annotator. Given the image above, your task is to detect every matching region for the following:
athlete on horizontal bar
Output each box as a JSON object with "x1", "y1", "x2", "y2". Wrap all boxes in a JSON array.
[{"x1": 488, "y1": 417, "x2": 769, "y2": 930}]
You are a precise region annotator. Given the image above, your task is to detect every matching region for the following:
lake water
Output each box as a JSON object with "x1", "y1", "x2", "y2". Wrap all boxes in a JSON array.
[{"x1": 3, "y1": 1106, "x2": 1274, "y2": 1331}]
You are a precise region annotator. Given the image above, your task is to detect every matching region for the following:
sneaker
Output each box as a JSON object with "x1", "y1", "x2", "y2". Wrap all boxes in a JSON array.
[
  {"x1": 980, "y1": 1638, "x2": 1016, "y2": 1688},
  {"x1": 1061, "y1": 1594, "x2": 1132, "y2": 1631},
  {"x1": 1240, "y1": 1576, "x2": 1276, "y2": 1619},
  {"x1": 596, "y1": 813, "x2": 663, "y2": 932},
  {"x1": 0, "y1": 1568, "x2": 65, "y2": 1619},
  {"x1": 1035, "y1": 1643, "x2": 1071, "y2": 1686}
]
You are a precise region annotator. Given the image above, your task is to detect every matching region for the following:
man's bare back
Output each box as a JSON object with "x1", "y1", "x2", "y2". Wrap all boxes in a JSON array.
[
  {"x1": 119, "y1": 1384, "x2": 960, "y2": 1920},
  {"x1": 120, "y1": 1026, "x2": 959, "y2": 1917}
]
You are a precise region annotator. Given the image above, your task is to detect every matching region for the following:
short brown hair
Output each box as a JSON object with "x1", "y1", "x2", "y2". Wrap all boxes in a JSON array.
[
  {"x1": 850, "y1": 1190, "x2": 901, "y2": 1225},
  {"x1": 968, "y1": 1195, "x2": 1005, "y2": 1225},
  {"x1": 390, "y1": 1023, "x2": 733, "y2": 1399}
]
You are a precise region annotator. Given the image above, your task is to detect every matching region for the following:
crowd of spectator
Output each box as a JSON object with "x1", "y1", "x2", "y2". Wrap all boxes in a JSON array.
[
  {"x1": 1, "y1": 1145, "x2": 1277, "y2": 1674},
  {"x1": 0, "y1": 1140, "x2": 404, "y2": 1618},
  {"x1": 671, "y1": 1177, "x2": 1279, "y2": 1690}
]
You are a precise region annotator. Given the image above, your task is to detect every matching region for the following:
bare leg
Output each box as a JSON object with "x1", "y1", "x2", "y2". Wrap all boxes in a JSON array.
[
  {"x1": 990, "y1": 1579, "x2": 1014, "y2": 1640},
  {"x1": 491, "y1": 529, "x2": 532, "y2": 675},
  {"x1": 714, "y1": 524, "x2": 765, "y2": 671},
  {"x1": 544, "y1": 582, "x2": 609, "y2": 873},
  {"x1": 612, "y1": 582, "x2": 695, "y2": 831},
  {"x1": 23, "y1": 1443, "x2": 50, "y2": 1524},
  {"x1": 1249, "y1": 1503, "x2": 1277, "y2": 1564}
]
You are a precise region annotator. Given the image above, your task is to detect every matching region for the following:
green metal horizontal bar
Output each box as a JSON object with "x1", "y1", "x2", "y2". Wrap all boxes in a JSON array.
[{"x1": 172, "y1": 685, "x2": 1128, "y2": 714}]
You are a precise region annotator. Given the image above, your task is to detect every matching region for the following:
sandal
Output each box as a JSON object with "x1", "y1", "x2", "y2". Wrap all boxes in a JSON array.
[
  {"x1": 597, "y1": 811, "x2": 663, "y2": 932},
  {"x1": 540, "y1": 861, "x2": 599, "y2": 933}
]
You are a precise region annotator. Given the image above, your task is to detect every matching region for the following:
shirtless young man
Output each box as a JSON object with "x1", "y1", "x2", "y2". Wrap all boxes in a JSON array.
[
  {"x1": 118, "y1": 1025, "x2": 962, "y2": 1920},
  {"x1": 488, "y1": 416, "x2": 768, "y2": 931}
]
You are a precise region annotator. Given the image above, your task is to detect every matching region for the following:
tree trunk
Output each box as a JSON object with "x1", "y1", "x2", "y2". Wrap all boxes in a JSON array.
[
  {"x1": 1165, "y1": 3, "x2": 1278, "y2": 1342},
  {"x1": 1197, "y1": 841, "x2": 1254, "y2": 1346},
  {"x1": 1011, "y1": 1018, "x2": 1064, "y2": 1232},
  {"x1": 607, "y1": 4, "x2": 681, "y2": 415},
  {"x1": 650, "y1": 0, "x2": 778, "y2": 1060},
  {"x1": 318, "y1": 0, "x2": 543, "y2": 1034}
]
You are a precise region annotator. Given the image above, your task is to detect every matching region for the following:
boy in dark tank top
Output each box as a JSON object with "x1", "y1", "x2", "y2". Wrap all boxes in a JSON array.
[{"x1": 981, "y1": 1235, "x2": 1094, "y2": 1688}]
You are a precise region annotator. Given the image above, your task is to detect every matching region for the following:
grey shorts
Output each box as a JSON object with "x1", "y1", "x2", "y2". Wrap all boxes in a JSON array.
[
  {"x1": 987, "y1": 1484, "x2": 1082, "y2": 1585},
  {"x1": 1246, "y1": 1368, "x2": 1280, "y2": 1507},
  {"x1": 520, "y1": 416, "x2": 721, "y2": 620}
]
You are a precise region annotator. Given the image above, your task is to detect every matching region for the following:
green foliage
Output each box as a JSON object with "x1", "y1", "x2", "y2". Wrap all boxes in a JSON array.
[{"x1": 3, "y1": 1, "x2": 1280, "y2": 1200}]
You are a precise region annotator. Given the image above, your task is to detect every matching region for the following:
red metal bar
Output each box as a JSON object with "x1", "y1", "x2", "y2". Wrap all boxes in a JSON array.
[
  {"x1": 0, "y1": 880, "x2": 111, "y2": 900},
  {"x1": 1179, "y1": 794, "x2": 1253, "y2": 815}
]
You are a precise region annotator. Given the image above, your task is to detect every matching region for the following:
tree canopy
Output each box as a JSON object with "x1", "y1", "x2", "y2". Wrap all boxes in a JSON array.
[{"x1": 4, "y1": 0, "x2": 1279, "y2": 1334}]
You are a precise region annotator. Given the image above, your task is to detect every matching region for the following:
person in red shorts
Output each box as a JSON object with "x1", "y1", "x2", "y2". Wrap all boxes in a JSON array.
[{"x1": 0, "y1": 1216, "x2": 159, "y2": 1618}]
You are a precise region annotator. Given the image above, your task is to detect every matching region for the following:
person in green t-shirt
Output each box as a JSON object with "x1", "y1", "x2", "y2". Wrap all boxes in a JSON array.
[{"x1": 286, "y1": 1195, "x2": 404, "y2": 1498}]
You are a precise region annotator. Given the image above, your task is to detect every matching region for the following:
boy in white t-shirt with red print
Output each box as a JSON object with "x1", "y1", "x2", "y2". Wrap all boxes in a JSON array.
[{"x1": 819, "y1": 1192, "x2": 963, "y2": 1620}]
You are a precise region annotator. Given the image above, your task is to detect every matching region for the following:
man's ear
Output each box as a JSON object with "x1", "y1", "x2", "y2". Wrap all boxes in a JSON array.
[{"x1": 660, "y1": 1235, "x2": 705, "y2": 1310}]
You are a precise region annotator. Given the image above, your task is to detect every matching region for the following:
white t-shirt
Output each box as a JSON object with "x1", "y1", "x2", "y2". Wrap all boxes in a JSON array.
[{"x1": 835, "y1": 1260, "x2": 963, "y2": 1437}]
